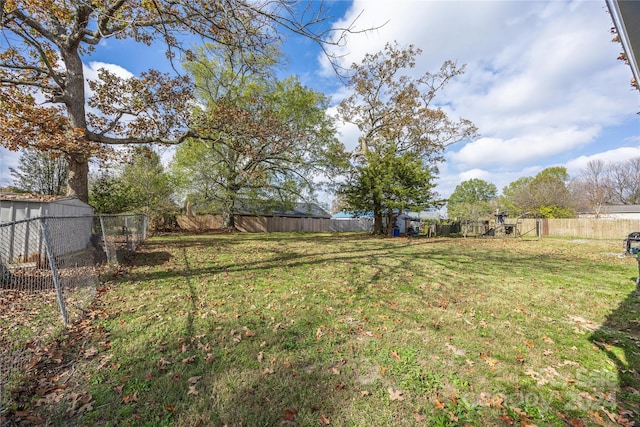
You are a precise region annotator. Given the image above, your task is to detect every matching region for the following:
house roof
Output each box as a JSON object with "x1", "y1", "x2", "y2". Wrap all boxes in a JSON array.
[
  {"x1": 0, "y1": 192, "x2": 62, "y2": 202},
  {"x1": 579, "y1": 204, "x2": 640, "y2": 214},
  {"x1": 234, "y1": 200, "x2": 331, "y2": 219},
  {"x1": 601, "y1": 204, "x2": 640, "y2": 214},
  {"x1": 0, "y1": 192, "x2": 91, "y2": 207},
  {"x1": 607, "y1": 0, "x2": 640, "y2": 87}
]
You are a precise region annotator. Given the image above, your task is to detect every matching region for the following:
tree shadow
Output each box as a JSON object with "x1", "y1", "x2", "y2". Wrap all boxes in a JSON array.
[{"x1": 590, "y1": 276, "x2": 640, "y2": 422}]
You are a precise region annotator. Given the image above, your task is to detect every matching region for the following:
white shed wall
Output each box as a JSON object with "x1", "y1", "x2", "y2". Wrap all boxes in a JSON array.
[{"x1": 0, "y1": 197, "x2": 93, "y2": 223}]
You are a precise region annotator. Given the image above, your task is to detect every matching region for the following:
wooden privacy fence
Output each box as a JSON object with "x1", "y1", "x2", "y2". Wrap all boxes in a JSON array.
[
  {"x1": 176, "y1": 215, "x2": 640, "y2": 239},
  {"x1": 520, "y1": 218, "x2": 640, "y2": 239},
  {"x1": 176, "y1": 215, "x2": 373, "y2": 233}
]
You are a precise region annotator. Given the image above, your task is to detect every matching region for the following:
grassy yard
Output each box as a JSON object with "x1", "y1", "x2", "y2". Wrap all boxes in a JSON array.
[{"x1": 8, "y1": 233, "x2": 640, "y2": 426}]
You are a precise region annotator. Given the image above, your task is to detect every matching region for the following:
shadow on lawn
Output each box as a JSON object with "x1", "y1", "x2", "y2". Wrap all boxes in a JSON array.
[
  {"x1": 128, "y1": 234, "x2": 587, "y2": 289},
  {"x1": 590, "y1": 276, "x2": 640, "y2": 422}
]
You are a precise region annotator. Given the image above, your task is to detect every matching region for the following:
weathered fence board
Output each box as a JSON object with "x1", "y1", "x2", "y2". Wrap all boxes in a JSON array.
[
  {"x1": 177, "y1": 215, "x2": 372, "y2": 233},
  {"x1": 520, "y1": 218, "x2": 640, "y2": 239}
]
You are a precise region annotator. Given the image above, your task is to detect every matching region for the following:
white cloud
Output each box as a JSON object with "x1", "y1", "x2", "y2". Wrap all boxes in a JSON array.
[
  {"x1": 449, "y1": 126, "x2": 600, "y2": 170},
  {"x1": 84, "y1": 61, "x2": 135, "y2": 96},
  {"x1": 0, "y1": 148, "x2": 20, "y2": 186},
  {"x1": 319, "y1": 0, "x2": 639, "y2": 198},
  {"x1": 565, "y1": 145, "x2": 640, "y2": 177}
]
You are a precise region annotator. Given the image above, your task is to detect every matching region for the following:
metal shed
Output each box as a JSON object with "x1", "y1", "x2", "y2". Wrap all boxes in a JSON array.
[
  {"x1": 0, "y1": 194, "x2": 94, "y2": 272},
  {"x1": 0, "y1": 193, "x2": 93, "y2": 223}
]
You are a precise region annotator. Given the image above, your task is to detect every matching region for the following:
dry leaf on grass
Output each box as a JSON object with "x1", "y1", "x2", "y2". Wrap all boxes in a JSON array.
[
  {"x1": 388, "y1": 387, "x2": 404, "y2": 401},
  {"x1": 182, "y1": 355, "x2": 196, "y2": 364}
]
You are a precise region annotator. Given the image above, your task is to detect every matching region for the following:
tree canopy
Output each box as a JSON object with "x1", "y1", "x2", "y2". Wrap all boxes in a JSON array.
[
  {"x1": 447, "y1": 178, "x2": 497, "y2": 221},
  {"x1": 0, "y1": 0, "x2": 359, "y2": 202},
  {"x1": 337, "y1": 42, "x2": 477, "y2": 233},
  {"x1": 501, "y1": 167, "x2": 574, "y2": 218},
  {"x1": 90, "y1": 147, "x2": 176, "y2": 229},
  {"x1": 339, "y1": 147, "x2": 437, "y2": 224},
  {"x1": 172, "y1": 45, "x2": 347, "y2": 228},
  {"x1": 570, "y1": 157, "x2": 640, "y2": 215}
]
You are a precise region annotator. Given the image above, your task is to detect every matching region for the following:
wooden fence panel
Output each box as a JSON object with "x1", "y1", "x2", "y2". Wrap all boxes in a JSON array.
[
  {"x1": 177, "y1": 215, "x2": 377, "y2": 233},
  {"x1": 177, "y1": 215, "x2": 640, "y2": 238},
  {"x1": 176, "y1": 215, "x2": 222, "y2": 231},
  {"x1": 519, "y1": 218, "x2": 640, "y2": 239}
]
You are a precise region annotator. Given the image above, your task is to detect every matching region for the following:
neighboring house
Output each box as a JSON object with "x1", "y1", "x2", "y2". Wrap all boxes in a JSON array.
[
  {"x1": 577, "y1": 205, "x2": 640, "y2": 220},
  {"x1": 405, "y1": 209, "x2": 441, "y2": 221},
  {"x1": 331, "y1": 211, "x2": 373, "y2": 220},
  {"x1": 236, "y1": 201, "x2": 331, "y2": 219},
  {"x1": 0, "y1": 192, "x2": 94, "y2": 223},
  {"x1": 332, "y1": 208, "x2": 440, "y2": 221},
  {"x1": 179, "y1": 200, "x2": 331, "y2": 232}
]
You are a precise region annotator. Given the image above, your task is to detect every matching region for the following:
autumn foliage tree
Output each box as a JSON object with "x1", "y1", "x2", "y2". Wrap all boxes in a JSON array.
[
  {"x1": 173, "y1": 45, "x2": 347, "y2": 229},
  {"x1": 337, "y1": 43, "x2": 477, "y2": 234},
  {"x1": 0, "y1": 0, "x2": 358, "y2": 202}
]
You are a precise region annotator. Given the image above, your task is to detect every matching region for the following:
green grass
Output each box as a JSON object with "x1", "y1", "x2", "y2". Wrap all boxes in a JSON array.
[{"x1": 15, "y1": 233, "x2": 640, "y2": 426}]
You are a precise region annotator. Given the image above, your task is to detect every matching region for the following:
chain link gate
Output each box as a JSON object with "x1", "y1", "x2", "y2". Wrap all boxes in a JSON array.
[{"x1": 0, "y1": 214, "x2": 147, "y2": 422}]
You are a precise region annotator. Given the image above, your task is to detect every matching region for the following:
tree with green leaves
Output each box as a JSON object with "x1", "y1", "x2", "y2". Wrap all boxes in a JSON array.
[
  {"x1": 447, "y1": 178, "x2": 497, "y2": 221},
  {"x1": 9, "y1": 147, "x2": 67, "y2": 195},
  {"x1": 90, "y1": 147, "x2": 176, "y2": 229},
  {"x1": 172, "y1": 45, "x2": 347, "y2": 229},
  {"x1": 501, "y1": 167, "x2": 575, "y2": 218},
  {"x1": 340, "y1": 146, "x2": 437, "y2": 230},
  {"x1": 499, "y1": 176, "x2": 533, "y2": 217},
  {"x1": 89, "y1": 169, "x2": 135, "y2": 215},
  {"x1": 337, "y1": 42, "x2": 477, "y2": 234},
  {"x1": 0, "y1": 0, "x2": 360, "y2": 203}
]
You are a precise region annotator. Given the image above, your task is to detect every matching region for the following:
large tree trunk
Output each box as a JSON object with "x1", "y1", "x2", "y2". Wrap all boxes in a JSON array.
[
  {"x1": 373, "y1": 209, "x2": 384, "y2": 235},
  {"x1": 66, "y1": 153, "x2": 90, "y2": 203},
  {"x1": 221, "y1": 194, "x2": 236, "y2": 229},
  {"x1": 61, "y1": 46, "x2": 90, "y2": 203}
]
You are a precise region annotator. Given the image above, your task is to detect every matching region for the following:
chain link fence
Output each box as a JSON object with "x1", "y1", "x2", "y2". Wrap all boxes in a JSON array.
[{"x1": 0, "y1": 214, "x2": 147, "y2": 421}]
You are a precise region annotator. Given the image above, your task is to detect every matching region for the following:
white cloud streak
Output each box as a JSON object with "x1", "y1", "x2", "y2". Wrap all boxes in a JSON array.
[{"x1": 321, "y1": 0, "x2": 639, "y2": 197}]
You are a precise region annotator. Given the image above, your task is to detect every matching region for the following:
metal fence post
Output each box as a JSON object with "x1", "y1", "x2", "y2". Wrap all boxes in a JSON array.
[
  {"x1": 40, "y1": 218, "x2": 68, "y2": 324},
  {"x1": 99, "y1": 215, "x2": 112, "y2": 263}
]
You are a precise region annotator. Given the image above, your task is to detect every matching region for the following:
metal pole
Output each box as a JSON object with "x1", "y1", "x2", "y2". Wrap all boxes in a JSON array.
[
  {"x1": 99, "y1": 215, "x2": 112, "y2": 263},
  {"x1": 124, "y1": 215, "x2": 131, "y2": 257},
  {"x1": 40, "y1": 218, "x2": 68, "y2": 324}
]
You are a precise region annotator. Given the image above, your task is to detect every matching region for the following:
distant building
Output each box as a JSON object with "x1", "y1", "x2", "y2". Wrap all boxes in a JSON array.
[
  {"x1": 237, "y1": 201, "x2": 331, "y2": 219},
  {"x1": 577, "y1": 205, "x2": 640, "y2": 220}
]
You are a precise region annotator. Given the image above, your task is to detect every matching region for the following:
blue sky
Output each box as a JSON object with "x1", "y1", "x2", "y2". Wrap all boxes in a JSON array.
[{"x1": 1, "y1": 0, "x2": 638, "y2": 203}]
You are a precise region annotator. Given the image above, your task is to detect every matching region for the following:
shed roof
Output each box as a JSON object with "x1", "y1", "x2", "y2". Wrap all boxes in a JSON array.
[
  {"x1": 0, "y1": 193, "x2": 93, "y2": 223},
  {"x1": 0, "y1": 192, "x2": 92, "y2": 207}
]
